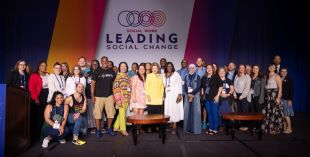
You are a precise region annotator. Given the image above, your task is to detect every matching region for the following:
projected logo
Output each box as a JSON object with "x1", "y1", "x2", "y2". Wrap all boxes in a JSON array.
[{"x1": 118, "y1": 10, "x2": 166, "y2": 27}]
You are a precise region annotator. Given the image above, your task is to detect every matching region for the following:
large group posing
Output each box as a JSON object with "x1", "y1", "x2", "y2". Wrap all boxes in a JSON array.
[{"x1": 7, "y1": 55, "x2": 294, "y2": 148}]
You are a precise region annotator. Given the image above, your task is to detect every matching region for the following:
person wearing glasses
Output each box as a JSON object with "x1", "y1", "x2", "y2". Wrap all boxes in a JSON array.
[
  {"x1": 65, "y1": 65, "x2": 86, "y2": 96},
  {"x1": 8, "y1": 60, "x2": 29, "y2": 89},
  {"x1": 47, "y1": 62, "x2": 66, "y2": 102}
]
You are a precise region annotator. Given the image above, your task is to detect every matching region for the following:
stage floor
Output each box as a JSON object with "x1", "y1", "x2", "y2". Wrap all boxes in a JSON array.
[{"x1": 20, "y1": 113, "x2": 310, "y2": 157}]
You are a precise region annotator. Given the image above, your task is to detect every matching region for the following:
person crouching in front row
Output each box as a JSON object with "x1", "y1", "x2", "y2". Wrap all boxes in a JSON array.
[{"x1": 41, "y1": 91, "x2": 70, "y2": 148}]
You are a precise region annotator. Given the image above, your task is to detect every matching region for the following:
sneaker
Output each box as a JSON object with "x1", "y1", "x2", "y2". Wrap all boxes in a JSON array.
[
  {"x1": 72, "y1": 139, "x2": 86, "y2": 145},
  {"x1": 90, "y1": 129, "x2": 96, "y2": 135},
  {"x1": 59, "y1": 139, "x2": 66, "y2": 144},
  {"x1": 107, "y1": 128, "x2": 116, "y2": 136},
  {"x1": 96, "y1": 130, "x2": 102, "y2": 138},
  {"x1": 202, "y1": 121, "x2": 207, "y2": 130},
  {"x1": 101, "y1": 128, "x2": 107, "y2": 134},
  {"x1": 42, "y1": 137, "x2": 50, "y2": 148}
]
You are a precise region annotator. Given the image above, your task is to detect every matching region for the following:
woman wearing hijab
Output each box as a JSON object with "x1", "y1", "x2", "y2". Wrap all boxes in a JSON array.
[{"x1": 183, "y1": 64, "x2": 202, "y2": 134}]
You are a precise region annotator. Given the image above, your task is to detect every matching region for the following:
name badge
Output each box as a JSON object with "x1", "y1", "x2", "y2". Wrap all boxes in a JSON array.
[
  {"x1": 188, "y1": 87, "x2": 193, "y2": 93},
  {"x1": 225, "y1": 83, "x2": 229, "y2": 88},
  {"x1": 53, "y1": 120, "x2": 60, "y2": 129}
]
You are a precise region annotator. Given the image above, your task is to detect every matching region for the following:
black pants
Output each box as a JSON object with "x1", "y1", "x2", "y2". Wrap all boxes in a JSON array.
[
  {"x1": 249, "y1": 95, "x2": 262, "y2": 113},
  {"x1": 236, "y1": 93, "x2": 249, "y2": 128},
  {"x1": 147, "y1": 105, "x2": 164, "y2": 114},
  {"x1": 249, "y1": 95, "x2": 263, "y2": 129},
  {"x1": 146, "y1": 105, "x2": 164, "y2": 131},
  {"x1": 31, "y1": 88, "x2": 48, "y2": 142},
  {"x1": 236, "y1": 93, "x2": 249, "y2": 113}
]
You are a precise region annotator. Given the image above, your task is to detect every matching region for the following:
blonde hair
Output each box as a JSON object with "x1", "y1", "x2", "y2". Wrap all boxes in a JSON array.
[{"x1": 151, "y1": 62, "x2": 160, "y2": 69}]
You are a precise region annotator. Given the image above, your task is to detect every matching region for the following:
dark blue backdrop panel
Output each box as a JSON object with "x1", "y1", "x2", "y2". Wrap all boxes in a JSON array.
[
  {"x1": 1, "y1": 0, "x2": 60, "y2": 83},
  {"x1": 0, "y1": 84, "x2": 6, "y2": 157}
]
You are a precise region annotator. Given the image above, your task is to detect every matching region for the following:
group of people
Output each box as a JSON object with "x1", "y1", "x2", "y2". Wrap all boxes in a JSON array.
[{"x1": 7, "y1": 55, "x2": 294, "y2": 148}]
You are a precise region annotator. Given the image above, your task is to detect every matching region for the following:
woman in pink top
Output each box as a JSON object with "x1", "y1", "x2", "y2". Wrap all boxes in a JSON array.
[{"x1": 130, "y1": 64, "x2": 147, "y2": 115}]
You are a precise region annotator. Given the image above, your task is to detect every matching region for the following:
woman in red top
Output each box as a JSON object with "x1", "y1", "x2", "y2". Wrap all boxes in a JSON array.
[{"x1": 28, "y1": 61, "x2": 49, "y2": 140}]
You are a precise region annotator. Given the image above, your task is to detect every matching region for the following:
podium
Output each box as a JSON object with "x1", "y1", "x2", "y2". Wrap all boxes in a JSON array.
[{"x1": 5, "y1": 86, "x2": 31, "y2": 157}]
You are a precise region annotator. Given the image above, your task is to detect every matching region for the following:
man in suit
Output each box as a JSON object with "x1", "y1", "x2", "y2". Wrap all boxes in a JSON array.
[{"x1": 274, "y1": 55, "x2": 281, "y2": 74}]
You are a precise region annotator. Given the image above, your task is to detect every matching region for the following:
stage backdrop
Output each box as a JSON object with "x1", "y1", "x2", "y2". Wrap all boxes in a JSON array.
[{"x1": 1, "y1": 0, "x2": 309, "y2": 113}]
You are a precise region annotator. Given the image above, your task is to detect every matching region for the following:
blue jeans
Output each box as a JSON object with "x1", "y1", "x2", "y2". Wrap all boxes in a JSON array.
[
  {"x1": 42, "y1": 126, "x2": 70, "y2": 140},
  {"x1": 68, "y1": 113, "x2": 85, "y2": 136},
  {"x1": 204, "y1": 100, "x2": 219, "y2": 131}
]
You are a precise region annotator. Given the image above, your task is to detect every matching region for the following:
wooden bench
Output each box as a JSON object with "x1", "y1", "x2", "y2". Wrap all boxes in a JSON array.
[
  {"x1": 222, "y1": 112, "x2": 265, "y2": 140},
  {"x1": 127, "y1": 114, "x2": 170, "y2": 145}
]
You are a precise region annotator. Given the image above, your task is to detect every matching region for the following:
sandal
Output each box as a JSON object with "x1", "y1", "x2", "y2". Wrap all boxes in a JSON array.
[
  {"x1": 113, "y1": 128, "x2": 120, "y2": 132},
  {"x1": 284, "y1": 130, "x2": 293, "y2": 134},
  {"x1": 121, "y1": 131, "x2": 129, "y2": 136}
]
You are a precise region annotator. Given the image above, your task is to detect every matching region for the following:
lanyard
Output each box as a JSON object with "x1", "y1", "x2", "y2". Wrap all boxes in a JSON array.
[
  {"x1": 165, "y1": 76, "x2": 171, "y2": 87},
  {"x1": 73, "y1": 76, "x2": 80, "y2": 86},
  {"x1": 54, "y1": 74, "x2": 64, "y2": 89},
  {"x1": 20, "y1": 74, "x2": 26, "y2": 86}
]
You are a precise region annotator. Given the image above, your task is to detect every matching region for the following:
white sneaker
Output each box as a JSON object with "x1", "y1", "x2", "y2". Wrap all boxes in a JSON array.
[
  {"x1": 42, "y1": 137, "x2": 50, "y2": 148},
  {"x1": 59, "y1": 139, "x2": 66, "y2": 144}
]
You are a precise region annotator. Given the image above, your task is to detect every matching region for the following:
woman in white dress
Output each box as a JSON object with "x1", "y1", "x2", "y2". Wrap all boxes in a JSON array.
[{"x1": 163, "y1": 62, "x2": 184, "y2": 134}]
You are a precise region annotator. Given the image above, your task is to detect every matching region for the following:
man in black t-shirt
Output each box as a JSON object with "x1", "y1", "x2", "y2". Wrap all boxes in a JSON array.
[{"x1": 91, "y1": 56, "x2": 116, "y2": 138}]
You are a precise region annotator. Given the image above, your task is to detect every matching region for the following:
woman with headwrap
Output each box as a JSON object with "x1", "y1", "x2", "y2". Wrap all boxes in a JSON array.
[{"x1": 183, "y1": 64, "x2": 202, "y2": 134}]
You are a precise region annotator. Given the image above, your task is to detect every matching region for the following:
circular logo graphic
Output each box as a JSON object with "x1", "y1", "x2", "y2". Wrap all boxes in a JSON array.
[{"x1": 118, "y1": 10, "x2": 166, "y2": 27}]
